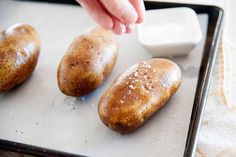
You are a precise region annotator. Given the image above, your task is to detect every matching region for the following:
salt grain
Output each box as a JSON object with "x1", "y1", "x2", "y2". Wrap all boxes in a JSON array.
[
  {"x1": 127, "y1": 90, "x2": 132, "y2": 94},
  {"x1": 79, "y1": 97, "x2": 86, "y2": 101},
  {"x1": 64, "y1": 97, "x2": 76, "y2": 106},
  {"x1": 129, "y1": 84, "x2": 135, "y2": 89},
  {"x1": 143, "y1": 62, "x2": 151, "y2": 68}
]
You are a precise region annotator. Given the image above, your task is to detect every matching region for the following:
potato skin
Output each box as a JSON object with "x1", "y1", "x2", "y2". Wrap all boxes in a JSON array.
[
  {"x1": 0, "y1": 24, "x2": 40, "y2": 92},
  {"x1": 57, "y1": 27, "x2": 118, "y2": 97},
  {"x1": 98, "y1": 58, "x2": 182, "y2": 133}
]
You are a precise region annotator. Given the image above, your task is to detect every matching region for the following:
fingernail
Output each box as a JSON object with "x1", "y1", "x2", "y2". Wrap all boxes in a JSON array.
[
  {"x1": 120, "y1": 23, "x2": 126, "y2": 34},
  {"x1": 121, "y1": 6, "x2": 138, "y2": 24},
  {"x1": 136, "y1": 11, "x2": 145, "y2": 24},
  {"x1": 125, "y1": 23, "x2": 135, "y2": 33}
]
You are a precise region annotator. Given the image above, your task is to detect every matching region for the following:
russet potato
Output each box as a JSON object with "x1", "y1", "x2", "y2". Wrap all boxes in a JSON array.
[
  {"x1": 98, "y1": 58, "x2": 182, "y2": 133},
  {"x1": 57, "y1": 27, "x2": 118, "y2": 97},
  {"x1": 0, "y1": 24, "x2": 40, "y2": 92}
]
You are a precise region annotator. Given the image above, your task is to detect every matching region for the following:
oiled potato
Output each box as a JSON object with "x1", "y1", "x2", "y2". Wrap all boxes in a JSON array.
[
  {"x1": 0, "y1": 24, "x2": 40, "y2": 92},
  {"x1": 98, "y1": 58, "x2": 182, "y2": 133},
  {"x1": 57, "y1": 27, "x2": 118, "y2": 97}
]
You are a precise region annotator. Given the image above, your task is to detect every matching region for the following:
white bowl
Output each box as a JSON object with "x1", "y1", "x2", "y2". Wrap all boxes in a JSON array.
[{"x1": 138, "y1": 7, "x2": 202, "y2": 57}]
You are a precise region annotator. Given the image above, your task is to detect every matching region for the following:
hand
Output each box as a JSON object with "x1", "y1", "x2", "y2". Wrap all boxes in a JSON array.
[{"x1": 76, "y1": 0, "x2": 145, "y2": 35}]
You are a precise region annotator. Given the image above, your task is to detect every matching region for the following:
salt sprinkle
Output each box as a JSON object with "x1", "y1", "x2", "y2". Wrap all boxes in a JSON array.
[
  {"x1": 127, "y1": 90, "x2": 132, "y2": 94},
  {"x1": 129, "y1": 84, "x2": 135, "y2": 89},
  {"x1": 143, "y1": 62, "x2": 151, "y2": 68},
  {"x1": 79, "y1": 96, "x2": 86, "y2": 101}
]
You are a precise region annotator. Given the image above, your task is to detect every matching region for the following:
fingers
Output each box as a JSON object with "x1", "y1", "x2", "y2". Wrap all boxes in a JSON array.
[
  {"x1": 99, "y1": 0, "x2": 138, "y2": 24},
  {"x1": 76, "y1": 0, "x2": 113, "y2": 29},
  {"x1": 112, "y1": 19, "x2": 135, "y2": 35},
  {"x1": 76, "y1": 0, "x2": 142, "y2": 35},
  {"x1": 112, "y1": 18, "x2": 126, "y2": 35},
  {"x1": 125, "y1": 23, "x2": 135, "y2": 33},
  {"x1": 129, "y1": 0, "x2": 145, "y2": 23}
]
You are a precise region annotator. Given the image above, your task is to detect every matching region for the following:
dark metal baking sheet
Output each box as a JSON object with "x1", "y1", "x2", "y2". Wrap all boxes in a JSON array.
[{"x1": 0, "y1": 1, "x2": 223, "y2": 157}]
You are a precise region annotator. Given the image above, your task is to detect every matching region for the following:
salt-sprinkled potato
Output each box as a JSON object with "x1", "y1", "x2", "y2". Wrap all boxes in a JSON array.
[
  {"x1": 98, "y1": 58, "x2": 182, "y2": 133},
  {"x1": 57, "y1": 27, "x2": 118, "y2": 97},
  {"x1": 0, "y1": 24, "x2": 40, "y2": 92}
]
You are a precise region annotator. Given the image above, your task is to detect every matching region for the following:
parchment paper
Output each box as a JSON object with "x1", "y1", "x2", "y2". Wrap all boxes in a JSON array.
[{"x1": 0, "y1": 1, "x2": 208, "y2": 156}]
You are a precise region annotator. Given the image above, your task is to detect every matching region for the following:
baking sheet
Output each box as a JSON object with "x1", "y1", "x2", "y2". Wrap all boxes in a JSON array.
[{"x1": 0, "y1": 1, "x2": 208, "y2": 156}]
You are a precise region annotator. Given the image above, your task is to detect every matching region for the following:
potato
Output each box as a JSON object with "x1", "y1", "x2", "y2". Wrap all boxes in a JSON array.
[
  {"x1": 0, "y1": 24, "x2": 40, "y2": 92},
  {"x1": 57, "y1": 27, "x2": 118, "y2": 97},
  {"x1": 98, "y1": 58, "x2": 182, "y2": 133}
]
